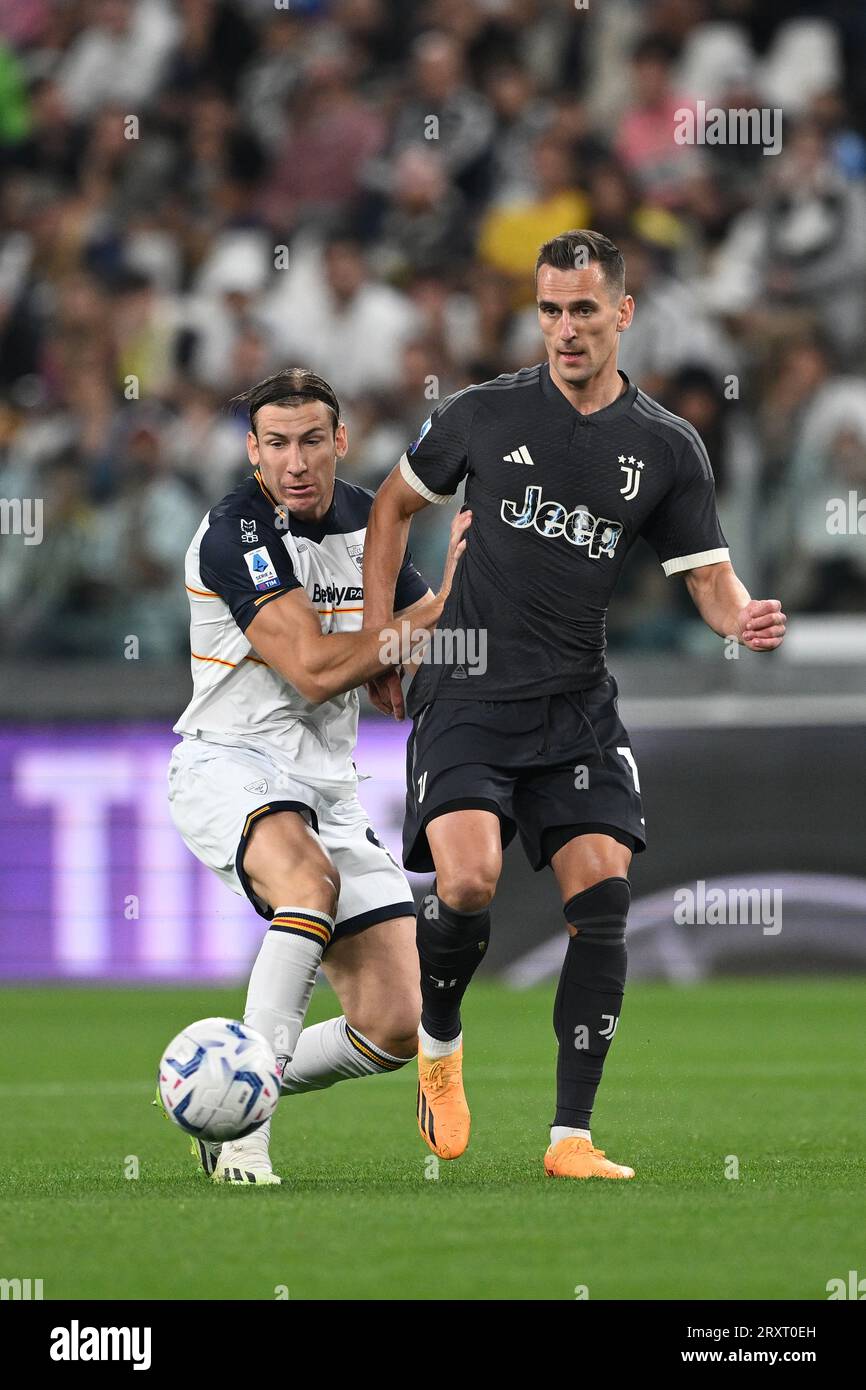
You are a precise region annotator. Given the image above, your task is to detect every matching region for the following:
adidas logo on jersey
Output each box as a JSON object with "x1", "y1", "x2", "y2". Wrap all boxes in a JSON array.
[
  {"x1": 501, "y1": 484, "x2": 623, "y2": 559},
  {"x1": 503, "y1": 444, "x2": 534, "y2": 465}
]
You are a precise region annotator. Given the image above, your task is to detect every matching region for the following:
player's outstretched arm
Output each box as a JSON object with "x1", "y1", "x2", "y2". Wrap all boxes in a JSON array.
[
  {"x1": 245, "y1": 587, "x2": 427, "y2": 705},
  {"x1": 245, "y1": 511, "x2": 470, "y2": 704},
  {"x1": 684, "y1": 560, "x2": 787, "y2": 652},
  {"x1": 362, "y1": 464, "x2": 433, "y2": 633},
  {"x1": 363, "y1": 465, "x2": 469, "y2": 719}
]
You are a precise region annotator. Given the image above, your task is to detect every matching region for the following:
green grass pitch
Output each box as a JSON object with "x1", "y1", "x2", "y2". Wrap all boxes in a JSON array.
[{"x1": 1, "y1": 978, "x2": 864, "y2": 1301}]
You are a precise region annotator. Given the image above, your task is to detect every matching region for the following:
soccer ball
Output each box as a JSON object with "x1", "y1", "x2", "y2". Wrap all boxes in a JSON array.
[{"x1": 157, "y1": 1017, "x2": 281, "y2": 1142}]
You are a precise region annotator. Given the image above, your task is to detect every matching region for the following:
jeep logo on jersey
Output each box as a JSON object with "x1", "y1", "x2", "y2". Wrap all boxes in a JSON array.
[
  {"x1": 618, "y1": 455, "x2": 644, "y2": 501},
  {"x1": 500, "y1": 485, "x2": 623, "y2": 559},
  {"x1": 311, "y1": 581, "x2": 363, "y2": 605}
]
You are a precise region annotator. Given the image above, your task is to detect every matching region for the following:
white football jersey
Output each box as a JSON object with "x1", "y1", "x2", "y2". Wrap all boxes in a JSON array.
[{"x1": 173, "y1": 468, "x2": 427, "y2": 787}]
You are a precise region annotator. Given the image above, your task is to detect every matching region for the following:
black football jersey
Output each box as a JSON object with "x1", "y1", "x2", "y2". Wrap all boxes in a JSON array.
[{"x1": 400, "y1": 363, "x2": 728, "y2": 712}]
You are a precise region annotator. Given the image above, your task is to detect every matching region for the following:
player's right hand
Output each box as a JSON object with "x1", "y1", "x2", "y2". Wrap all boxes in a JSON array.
[
  {"x1": 437, "y1": 508, "x2": 471, "y2": 604},
  {"x1": 367, "y1": 511, "x2": 470, "y2": 720},
  {"x1": 736, "y1": 598, "x2": 787, "y2": 651}
]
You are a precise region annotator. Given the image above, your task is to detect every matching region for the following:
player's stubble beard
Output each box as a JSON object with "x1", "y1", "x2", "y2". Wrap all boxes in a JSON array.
[
  {"x1": 259, "y1": 451, "x2": 338, "y2": 524},
  {"x1": 548, "y1": 335, "x2": 623, "y2": 403},
  {"x1": 277, "y1": 467, "x2": 336, "y2": 524}
]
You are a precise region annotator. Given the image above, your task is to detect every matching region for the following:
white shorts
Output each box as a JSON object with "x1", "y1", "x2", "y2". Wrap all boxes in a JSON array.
[{"x1": 167, "y1": 738, "x2": 415, "y2": 945}]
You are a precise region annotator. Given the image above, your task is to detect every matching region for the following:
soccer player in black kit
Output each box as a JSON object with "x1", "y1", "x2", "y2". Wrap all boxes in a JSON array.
[{"x1": 362, "y1": 231, "x2": 786, "y2": 1179}]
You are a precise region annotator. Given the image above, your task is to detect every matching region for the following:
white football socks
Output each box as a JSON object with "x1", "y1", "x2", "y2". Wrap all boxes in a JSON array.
[
  {"x1": 223, "y1": 1116, "x2": 271, "y2": 1157},
  {"x1": 550, "y1": 1126, "x2": 592, "y2": 1146},
  {"x1": 279, "y1": 1017, "x2": 411, "y2": 1094},
  {"x1": 243, "y1": 907, "x2": 334, "y2": 1074},
  {"x1": 418, "y1": 1023, "x2": 462, "y2": 1058}
]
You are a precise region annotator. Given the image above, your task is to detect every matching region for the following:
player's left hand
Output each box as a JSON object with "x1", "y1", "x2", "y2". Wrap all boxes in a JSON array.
[
  {"x1": 736, "y1": 599, "x2": 787, "y2": 651},
  {"x1": 365, "y1": 669, "x2": 406, "y2": 720}
]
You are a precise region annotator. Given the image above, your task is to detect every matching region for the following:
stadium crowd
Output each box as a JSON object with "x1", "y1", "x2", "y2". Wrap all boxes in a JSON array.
[{"x1": 1, "y1": 0, "x2": 866, "y2": 660}]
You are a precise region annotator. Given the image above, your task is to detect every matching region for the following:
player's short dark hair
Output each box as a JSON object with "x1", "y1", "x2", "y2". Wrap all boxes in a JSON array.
[
  {"x1": 535, "y1": 230, "x2": 626, "y2": 300},
  {"x1": 229, "y1": 369, "x2": 341, "y2": 437}
]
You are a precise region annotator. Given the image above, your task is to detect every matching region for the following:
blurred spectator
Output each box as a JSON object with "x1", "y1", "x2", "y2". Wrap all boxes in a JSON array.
[
  {"x1": 757, "y1": 335, "x2": 834, "y2": 496},
  {"x1": 237, "y1": 13, "x2": 305, "y2": 155},
  {"x1": 178, "y1": 87, "x2": 267, "y2": 226},
  {"x1": 614, "y1": 35, "x2": 700, "y2": 210},
  {"x1": 162, "y1": 0, "x2": 259, "y2": 100},
  {"x1": 547, "y1": 93, "x2": 609, "y2": 174},
  {"x1": 110, "y1": 269, "x2": 178, "y2": 398},
  {"x1": 483, "y1": 60, "x2": 553, "y2": 207},
  {"x1": 336, "y1": 0, "x2": 416, "y2": 80},
  {"x1": 696, "y1": 59, "x2": 776, "y2": 211},
  {"x1": 57, "y1": 0, "x2": 180, "y2": 119},
  {"x1": 87, "y1": 415, "x2": 202, "y2": 658},
  {"x1": 477, "y1": 133, "x2": 589, "y2": 294},
  {"x1": 348, "y1": 340, "x2": 449, "y2": 490},
  {"x1": 260, "y1": 233, "x2": 418, "y2": 403},
  {"x1": 258, "y1": 29, "x2": 386, "y2": 233},
  {"x1": 586, "y1": 160, "x2": 685, "y2": 256},
  {"x1": 809, "y1": 88, "x2": 866, "y2": 181},
  {"x1": 371, "y1": 145, "x2": 472, "y2": 283},
  {"x1": 615, "y1": 235, "x2": 738, "y2": 398},
  {"x1": 676, "y1": 169, "x2": 738, "y2": 269},
  {"x1": 377, "y1": 30, "x2": 494, "y2": 201},
  {"x1": 703, "y1": 118, "x2": 866, "y2": 355},
  {"x1": 181, "y1": 229, "x2": 272, "y2": 389},
  {"x1": 676, "y1": 19, "x2": 758, "y2": 106},
  {"x1": 759, "y1": 18, "x2": 843, "y2": 116},
  {"x1": 0, "y1": 449, "x2": 103, "y2": 656},
  {"x1": 4, "y1": 77, "x2": 80, "y2": 185},
  {"x1": 780, "y1": 374, "x2": 866, "y2": 610},
  {"x1": 165, "y1": 380, "x2": 247, "y2": 499}
]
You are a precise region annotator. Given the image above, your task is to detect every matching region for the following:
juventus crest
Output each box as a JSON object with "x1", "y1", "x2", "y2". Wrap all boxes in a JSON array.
[{"x1": 618, "y1": 455, "x2": 644, "y2": 501}]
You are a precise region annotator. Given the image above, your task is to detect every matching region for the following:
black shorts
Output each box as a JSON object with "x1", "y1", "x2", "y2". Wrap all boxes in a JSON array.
[{"x1": 403, "y1": 675, "x2": 646, "y2": 874}]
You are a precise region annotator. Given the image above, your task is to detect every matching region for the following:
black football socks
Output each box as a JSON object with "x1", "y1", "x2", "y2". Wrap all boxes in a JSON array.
[
  {"x1": 553, "y1": 877, "x2": 630, "y2": 1130},
  {"x1": 416, "y1": 892, "x2": 491, "y2": 1043}
]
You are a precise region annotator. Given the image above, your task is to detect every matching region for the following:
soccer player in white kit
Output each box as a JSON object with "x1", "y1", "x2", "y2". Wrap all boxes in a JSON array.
[{"x1": 167, "y1": 368, "x2": 468, "y2": 1183}]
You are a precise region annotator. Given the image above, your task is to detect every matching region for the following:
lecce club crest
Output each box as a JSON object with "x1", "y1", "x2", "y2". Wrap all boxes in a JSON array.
[
  {"x1": 347, "y1": 543, "x2": 364, "y2": 572},
  {"x1": 618, "y1": 455, "x2": 644, "y2": 501}
]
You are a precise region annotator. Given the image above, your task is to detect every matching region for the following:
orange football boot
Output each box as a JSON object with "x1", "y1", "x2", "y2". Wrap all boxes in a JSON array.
[
  {"x1": 544, "y1": 1136, "x2": 635, "y2": 1179},
  {"x1": 417, "y1": 1044, "x2": 470, "y2": 1159}
]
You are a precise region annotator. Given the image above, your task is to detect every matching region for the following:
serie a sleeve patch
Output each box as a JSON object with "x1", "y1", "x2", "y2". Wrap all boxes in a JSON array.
[{"x1": 243, "y1": 547, "x2": 281, "y2": 591}]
